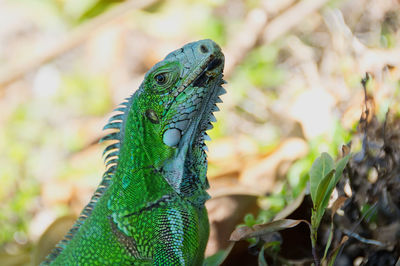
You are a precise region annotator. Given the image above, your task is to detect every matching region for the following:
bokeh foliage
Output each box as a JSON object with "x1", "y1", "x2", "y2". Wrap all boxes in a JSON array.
[{"x1": 1, "y1": 0, "x2": 400, "y2": 264}]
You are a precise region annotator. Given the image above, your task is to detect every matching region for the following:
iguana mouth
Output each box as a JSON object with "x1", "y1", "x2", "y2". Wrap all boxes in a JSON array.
[{"x1": 191, "y1": 71, "x2": 226, "y2": 148}]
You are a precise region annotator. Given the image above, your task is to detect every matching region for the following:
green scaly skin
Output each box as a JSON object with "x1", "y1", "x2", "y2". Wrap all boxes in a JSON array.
[{"x1": 41, "y1": 39, "x2": 225, "y2": 265}]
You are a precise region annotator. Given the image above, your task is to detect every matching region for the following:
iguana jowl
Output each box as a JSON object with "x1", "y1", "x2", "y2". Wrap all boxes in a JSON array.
[{"x1": 42, "y1": 39, "x2": 225, "y2": 265}]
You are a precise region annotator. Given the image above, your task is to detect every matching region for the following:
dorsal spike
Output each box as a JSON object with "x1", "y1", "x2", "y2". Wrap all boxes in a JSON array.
[
  {"x1": 105, "y1": 165, "x2": 117, "y2": 174},
  {"x1": 114, "y1": 106, "x2": 127, "y2": 112},
  {"x1": 105, "y1": 156, "x2": 118, "y2": 166},
  {"x1": 102, "y1": 143, "x2": 120, "y2": 156},
  {"x1": 217, "y1": 87, "x2": 227, "y2": 96},
  {"x1": 118, "y1": 102, "x2": 129, "y2": 107},
  {"x1": 104, "y1": 151, "x2": 118, "y2": 163},
  {"x1": 104, "y1": 150, "x2": 118, "y2": 160},
  {"x1": 103, "y1": 122, "x2": 122, "y2": 130},
  {"x1": 100, "y1": 132, "x2": 120, "y2": 143},
  {"x1": 105, "y1": 158, "x2": 118, "y2": 166},
  {"x1": 108, "y1": 114, "x2": 124, "y2": 123}
]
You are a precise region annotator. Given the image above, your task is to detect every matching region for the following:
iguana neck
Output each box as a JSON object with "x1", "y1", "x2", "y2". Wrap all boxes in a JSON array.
[{"x1": 108, "y1": 93, "x2": 209, "y2": 209}]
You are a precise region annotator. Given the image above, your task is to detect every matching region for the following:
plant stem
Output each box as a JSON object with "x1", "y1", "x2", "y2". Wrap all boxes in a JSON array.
[
  {"x1": 310, "y1": 226, "x2": 320, "y2": 266},
  {"x1": 311, "y1": 240, "x2": 320, "y2": 266}
]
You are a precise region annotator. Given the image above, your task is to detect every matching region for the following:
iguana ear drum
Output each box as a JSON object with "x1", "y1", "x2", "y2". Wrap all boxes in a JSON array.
[
  {"x1": 145, "y1": 109, "x2": 159, "y2": 124},
  {"x1": 163, "y1": 128, "x2": 181, "y2": 147}
]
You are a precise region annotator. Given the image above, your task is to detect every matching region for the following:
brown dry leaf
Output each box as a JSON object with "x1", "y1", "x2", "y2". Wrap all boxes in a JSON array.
[
  {"x1": 330, "y1": 196, "x2": 348, "y2": 219},
  {"x1": 342, "y1": 144, "x2": 351, "y2": 157},
  {"x1": 252, "y1": 219, "x2": 308, "y2": 233},
  {"x1": 239, "y1": 138, "x2": 308, "y2": 193},
  {"x1": 207, "y1": 135, "x2": 259, "y2": 178},
  {"x1": 206, "y1": 195, "x2": 258, "y2": 255},
  {"x1": 230, "y1": 219, "x2": 308, "y2": 241},
  {"x1": 33, "y1": 215, "x2": 77, "y2": 265},
  {"x1": 273, "y1": 188, "x2": 307, "y2": 221},
  {"x1": 229, "y1": 226, "x2": 255, "y2": 242},
  {"x1": 208, "y1": 171, "x2": 268, "y2": 198},
  {"x1": 328, "y1": 236, "x2": 349, "y2": 265}
]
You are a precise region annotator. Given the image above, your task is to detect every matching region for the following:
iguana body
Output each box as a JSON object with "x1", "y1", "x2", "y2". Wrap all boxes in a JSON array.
[{"x1": 42, "y1": 39, "x2": 225, "y2": 265}]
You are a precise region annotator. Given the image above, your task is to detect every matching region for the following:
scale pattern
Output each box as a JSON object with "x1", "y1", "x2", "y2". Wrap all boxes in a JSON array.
[{"x1": 42, "y1": 39, "x2": 225, "y2": 265}]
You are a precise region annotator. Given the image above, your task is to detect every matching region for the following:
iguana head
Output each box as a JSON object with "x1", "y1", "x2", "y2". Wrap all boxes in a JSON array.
[{"x1": 128, "y1": 39, "x2": 225, "y2": 197}]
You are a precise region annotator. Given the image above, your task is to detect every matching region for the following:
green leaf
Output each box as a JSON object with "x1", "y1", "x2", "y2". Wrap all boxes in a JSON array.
[
  {"x1": 318, "y1": 154, "x2": 350, "y2": 221},
  {"x1": 313, "y1": 169, "x2": 335, "y2": 229},
  {"x1": 312, "y1": 154, "x2": 350, "y2": 234},
  {"x1": 334, "y1": 154, "x2": 350, "y2": 184},
  {"x1": 323, "y1": 219, "x2": 334, "y2": 261},
  {"x1": 314, "y1": 169, "x2": 336, "y2": 210},
  {"x1": 309, "y1": 152, "x2": 335, "y2": 203},
  {"x1": 244, "y1": 213, "x2": 257, "y2": 227},
  {"x1": 258, "y1": 245, "x2": 268, "y2": 266}
]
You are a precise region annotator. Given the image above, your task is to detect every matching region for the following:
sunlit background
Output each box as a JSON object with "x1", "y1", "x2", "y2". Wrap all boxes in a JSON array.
[{"x1": 1, "y1": 0, "x2": 400, "y2": 264}]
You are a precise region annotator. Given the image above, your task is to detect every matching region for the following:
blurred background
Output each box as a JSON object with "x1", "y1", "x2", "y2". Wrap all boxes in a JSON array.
[{"x1": 1, "y1": 0, "x2": 400, "y2": 265}]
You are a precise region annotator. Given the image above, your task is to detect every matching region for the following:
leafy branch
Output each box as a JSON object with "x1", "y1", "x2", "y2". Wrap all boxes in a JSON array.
[{"x1": 309, "y1": 152, "x2": 350, "y2": 265}]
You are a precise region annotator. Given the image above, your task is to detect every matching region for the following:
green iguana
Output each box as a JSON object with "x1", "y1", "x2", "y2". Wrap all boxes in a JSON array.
[{"x1": 42, "y1": 39, "x2": 225, "y2": 265}]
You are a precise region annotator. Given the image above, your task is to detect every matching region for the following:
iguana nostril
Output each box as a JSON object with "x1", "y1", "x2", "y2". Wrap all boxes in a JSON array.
[{"x1": 200, "y1": 44, "x2": 208, "y2": 53}]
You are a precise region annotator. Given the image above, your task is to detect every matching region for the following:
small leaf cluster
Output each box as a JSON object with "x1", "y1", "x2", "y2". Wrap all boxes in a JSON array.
[
  {"x1": 309, "y1": 152, "x2": 350, "y2": 265},
  {"x1": 309, "y1": 152, "x2": 350, "y2": 231}
]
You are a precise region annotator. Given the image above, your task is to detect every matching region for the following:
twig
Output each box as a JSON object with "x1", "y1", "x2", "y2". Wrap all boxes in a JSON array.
[
  {"x1": 261, "y1": 0, "x2": 330, "y2": 44},
  {"x1": 224, "y1": 0, "x2": 298, "y2": 78},
  {"x1": 337, "y1": 202, "x2": 379, "y2": 260},
  {"x1": 0, "y1": 0, "x2": 160, "y2": 89},
  {"x1": 224, "y1": 0, "x2": 330, "y2": 78},
  {"x1": 223, "y1": 8, "x2": 268, "y2": 77},
  {"x1": 305, "y1": 220, "x2": 320, "y2": 266},
  {"x1": 360, "y1": 73, "x2": 371, "y2": 157},
  {"x1": 342, "y1": 229, "x2": 385, "y2": 247}
]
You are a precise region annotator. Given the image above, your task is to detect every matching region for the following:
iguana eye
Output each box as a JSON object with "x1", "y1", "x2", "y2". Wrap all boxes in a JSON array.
[
  {"x1": 149, "y1": 63, "x2": 180, "y2": 93},
  {"x1": 155, "y1": 73, "x2": 167, "y2": 85}
]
